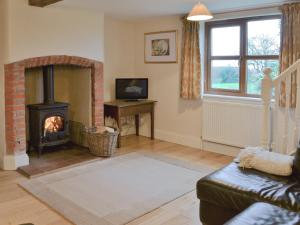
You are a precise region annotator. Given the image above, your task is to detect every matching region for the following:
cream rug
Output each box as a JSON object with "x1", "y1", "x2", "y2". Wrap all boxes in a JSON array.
[{"x1": 20, "y1": 152, "x2": 213, "y2": 225}]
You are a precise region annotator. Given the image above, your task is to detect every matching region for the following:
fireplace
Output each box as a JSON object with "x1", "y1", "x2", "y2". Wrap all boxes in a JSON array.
[
  {"x1": 27, "y1": 65, "x2": 70, "y2": 156},
  {"x1": 4, "y1": 55, "x2": 103, "y2": 169}
]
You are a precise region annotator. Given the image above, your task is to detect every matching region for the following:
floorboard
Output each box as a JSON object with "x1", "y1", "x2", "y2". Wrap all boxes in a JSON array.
[
  {"x1": 0, "y1": 135, "x2": 233, "y2": 225},
  {"x1": 18, "y1": 144, "x2": 100, "y2": 178}
]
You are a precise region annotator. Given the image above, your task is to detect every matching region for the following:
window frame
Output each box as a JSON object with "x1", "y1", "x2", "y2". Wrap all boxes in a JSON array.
[{"x1": 205, "y1": 15, "x2": 282, "y2": 97}]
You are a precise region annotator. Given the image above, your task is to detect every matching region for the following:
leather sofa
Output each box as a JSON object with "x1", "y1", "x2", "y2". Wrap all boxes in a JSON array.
[
  {"x1": 224, "y1": 202, "x2": 300, "y2": 225},
  {"x1": 196, "y1": 148, "x2": 300, "y2": 225}
]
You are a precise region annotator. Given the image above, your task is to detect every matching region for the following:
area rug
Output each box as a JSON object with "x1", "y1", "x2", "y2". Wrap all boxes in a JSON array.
[{"x1": 20, "y1": 152, "x2": 214, "y2": 225}]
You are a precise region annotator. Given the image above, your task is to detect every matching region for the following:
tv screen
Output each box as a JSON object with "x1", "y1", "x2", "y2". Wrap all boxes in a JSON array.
[{"x1": 116, "y1": 78, "x2": 148, "y2": 100}]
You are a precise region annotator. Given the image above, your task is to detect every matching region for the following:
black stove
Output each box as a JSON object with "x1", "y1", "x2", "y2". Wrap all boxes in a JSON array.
[{"x1": 27, "y1": 65, "x2": 69, "y2": 157}]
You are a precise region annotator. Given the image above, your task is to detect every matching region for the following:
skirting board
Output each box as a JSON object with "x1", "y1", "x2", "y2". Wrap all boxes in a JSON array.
[
  {"x1": 155, "y1": 129, "x2": 203, "y2": 149},
  {"x1": 202, "y1": 141, "x2": 240, "y2": 157},
  {"x1": 153, "y1": 129, "x2": 240, "y2": 157},
  {"x1": 1, "y1": 153, "x2": 29, "y2": 170}
]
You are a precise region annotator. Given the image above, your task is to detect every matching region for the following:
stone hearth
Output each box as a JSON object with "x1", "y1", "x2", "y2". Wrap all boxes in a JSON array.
[{"x1": 4, "y1": 55, "x2": 103, "y2": 170}]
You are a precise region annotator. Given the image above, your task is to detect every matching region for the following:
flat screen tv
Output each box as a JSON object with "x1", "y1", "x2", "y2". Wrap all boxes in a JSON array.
[{"x1": 116, "y1": 78, "x2": 148, "y2": 100}]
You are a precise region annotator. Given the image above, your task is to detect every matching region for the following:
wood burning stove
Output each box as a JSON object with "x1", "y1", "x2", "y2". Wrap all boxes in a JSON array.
[{"x1": 27, "y1": 65, "x2": 70, "y2": 156}]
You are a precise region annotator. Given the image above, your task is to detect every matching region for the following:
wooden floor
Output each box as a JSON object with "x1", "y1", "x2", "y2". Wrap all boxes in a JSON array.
[{"x1": 0, "y1": 135, "x2": 233, "y2": 225}]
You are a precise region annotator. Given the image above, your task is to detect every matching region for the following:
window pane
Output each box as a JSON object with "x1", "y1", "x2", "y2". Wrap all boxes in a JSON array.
[
  {"x1": 246, "y1": 60, "x2": 279, "y2": 95},
  {"x1": 211, "y1": 26, "x2": 240, "y2": 56},
  {"x1": 211, "y1": 60, "x2": 240, "y2": 90},
  {"x1": 247, "y1": 19, "x2": 281, "y2": 56}
]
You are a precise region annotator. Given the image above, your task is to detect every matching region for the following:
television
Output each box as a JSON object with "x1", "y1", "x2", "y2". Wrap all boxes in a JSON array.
[{"x1": 116, "y1": 78, "x2": 148, "y2": 100}]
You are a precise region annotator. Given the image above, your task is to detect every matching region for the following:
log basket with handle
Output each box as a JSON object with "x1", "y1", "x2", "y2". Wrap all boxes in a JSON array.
[{"x1": 85, "y1": 126, "x2": 119, "y2": 157}]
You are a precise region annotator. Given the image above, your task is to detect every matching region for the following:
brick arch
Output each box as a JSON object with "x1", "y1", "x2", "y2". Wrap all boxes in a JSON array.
[{"x1": 4, "y1": 55, "x2": 103, "y2": 155}]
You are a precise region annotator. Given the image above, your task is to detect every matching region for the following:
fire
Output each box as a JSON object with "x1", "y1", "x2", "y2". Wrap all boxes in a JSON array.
[{"x1": 44, "y1": 116, "x2": 64, "y2": 136}]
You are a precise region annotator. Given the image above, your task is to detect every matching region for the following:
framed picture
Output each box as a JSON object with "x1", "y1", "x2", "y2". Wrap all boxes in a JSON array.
[{"x1": 144, "y1": 30, "x2": 178, "y2": 64}]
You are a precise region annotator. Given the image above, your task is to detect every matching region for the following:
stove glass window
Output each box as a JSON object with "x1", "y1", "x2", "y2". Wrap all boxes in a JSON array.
[{"x1": 44, "y1": 116, "x2": 64, "y2": 136}]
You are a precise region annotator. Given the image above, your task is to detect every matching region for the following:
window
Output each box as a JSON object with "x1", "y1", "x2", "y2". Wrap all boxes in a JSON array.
[{"x1": 205, "y1": 16, "x2": 281, "y2": 97}]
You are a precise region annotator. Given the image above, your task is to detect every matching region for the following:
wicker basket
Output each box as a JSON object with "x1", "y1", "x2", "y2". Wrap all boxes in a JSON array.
[{"x1": 85, "y1": 126, "x2": 119, "y2": 157}]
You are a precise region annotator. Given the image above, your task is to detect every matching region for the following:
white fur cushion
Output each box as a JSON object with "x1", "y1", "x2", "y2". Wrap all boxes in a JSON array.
[{"x1": 236, "y1": 147, "x2": 294, "y2": 176}]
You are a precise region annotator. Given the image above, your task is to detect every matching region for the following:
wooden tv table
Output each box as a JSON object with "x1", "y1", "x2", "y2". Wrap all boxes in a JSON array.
[{"x1": 104, "y1": 100, "x2": 157, "y2": 147}]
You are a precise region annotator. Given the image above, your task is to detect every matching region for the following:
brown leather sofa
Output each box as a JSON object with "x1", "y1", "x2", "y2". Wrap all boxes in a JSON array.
[{"x1": 196, "y1": 148, "x2": 300, "y2": 225}]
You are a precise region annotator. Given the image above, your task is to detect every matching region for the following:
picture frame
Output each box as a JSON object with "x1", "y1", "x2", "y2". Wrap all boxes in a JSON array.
[{"x1": 144, "y1": 30, "x2": 178, "y2": 64}]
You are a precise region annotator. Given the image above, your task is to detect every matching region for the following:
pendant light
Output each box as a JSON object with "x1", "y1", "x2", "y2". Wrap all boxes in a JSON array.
[{"x1": 187, "y1": 2, "x2": 213, "y2": 21}]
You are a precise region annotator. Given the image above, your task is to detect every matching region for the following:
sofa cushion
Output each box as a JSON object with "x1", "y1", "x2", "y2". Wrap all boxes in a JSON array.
[
  {"x1": 197, "y1": 163, "x2": 300, "y2": 212},
  {"x1": 224, "y1": 202, "x2": 300, "y2": 225}
]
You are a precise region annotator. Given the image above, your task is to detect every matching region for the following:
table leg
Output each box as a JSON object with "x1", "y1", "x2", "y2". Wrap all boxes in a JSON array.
[
  {"x1": 116, "y1": 110, "x2": 121, "y2": 148},
  {"x1": 135, "y1": 114, "x2": 140, "y2": 136},
  {"x1": 151, "y1": 107, "x2": 154, "y2": 140}
]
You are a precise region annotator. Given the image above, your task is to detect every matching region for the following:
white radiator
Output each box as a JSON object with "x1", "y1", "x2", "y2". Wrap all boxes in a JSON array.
[{"x1": 202, "y1": 99, "x2": 263, "y2": 148}]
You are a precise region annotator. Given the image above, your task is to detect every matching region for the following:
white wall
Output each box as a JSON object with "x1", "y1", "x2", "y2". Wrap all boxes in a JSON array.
[
  {"x1": 104, "y1": 17, "x2": 136, "y2": 101},
  {"x1": 6, "y1": 0, "x2": 104, "y2": 63},
  {"x1": 0, "y1": 0, "x2": 8, "y2": 166},
  {"x1": 104, "y1": 17, "x2": 139, "y2": 135},
  {"x1": 103, "y1": 16, "x2": 202, "y2": 143},
  {"x1": 0, "y1": 0, "x2": 105, "y2": 169},
  {"x1": 134, "y1": 17, "x2": 203, "y2": 148}
]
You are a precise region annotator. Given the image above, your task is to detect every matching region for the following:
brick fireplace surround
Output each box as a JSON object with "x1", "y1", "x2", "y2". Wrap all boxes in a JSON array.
[{"x1": 4, "y1": 55, "x2": 103, "y2": 170}]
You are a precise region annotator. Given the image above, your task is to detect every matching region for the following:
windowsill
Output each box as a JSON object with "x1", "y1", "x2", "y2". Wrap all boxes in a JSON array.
[{"x1": 203, "y1": 93, "x2": 264, "y2": 105}]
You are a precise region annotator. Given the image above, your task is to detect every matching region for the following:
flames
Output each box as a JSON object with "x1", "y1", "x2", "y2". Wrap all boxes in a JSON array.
[{"x1": 44, "y1": 116, "x2": 64, "y2": 136}]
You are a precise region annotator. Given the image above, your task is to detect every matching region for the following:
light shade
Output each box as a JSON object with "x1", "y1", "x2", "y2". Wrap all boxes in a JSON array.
[{"x1": 187, "y1": 2, "x2": 213, "y2": 21}]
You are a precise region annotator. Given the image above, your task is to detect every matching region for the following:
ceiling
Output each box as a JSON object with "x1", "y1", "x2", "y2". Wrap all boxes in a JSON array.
[{"x1": 51, "y1": 0, "x2": 292, "y2": 20}]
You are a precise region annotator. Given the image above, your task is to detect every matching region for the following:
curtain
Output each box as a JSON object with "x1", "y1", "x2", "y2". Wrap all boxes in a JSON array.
[
  {"x1": 280, "y1": 3, "x2": 300, "y2": 72},
  {"x1": 180, "y1": 19, "x2": 201, "y2": 99}
]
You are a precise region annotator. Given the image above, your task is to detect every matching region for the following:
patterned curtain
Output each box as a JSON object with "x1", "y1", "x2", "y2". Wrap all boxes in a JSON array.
[
  {"x1": 180, "y1": 19, "x2": 201, "y2": 99},
  {"x1": 280, "y1": 3, "x2": 300, "y2": 72}
]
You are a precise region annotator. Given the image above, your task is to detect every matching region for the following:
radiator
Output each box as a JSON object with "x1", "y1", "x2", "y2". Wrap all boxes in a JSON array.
[{"x1": 202, "y1": 99, "x2": 263, "y2": 148}]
